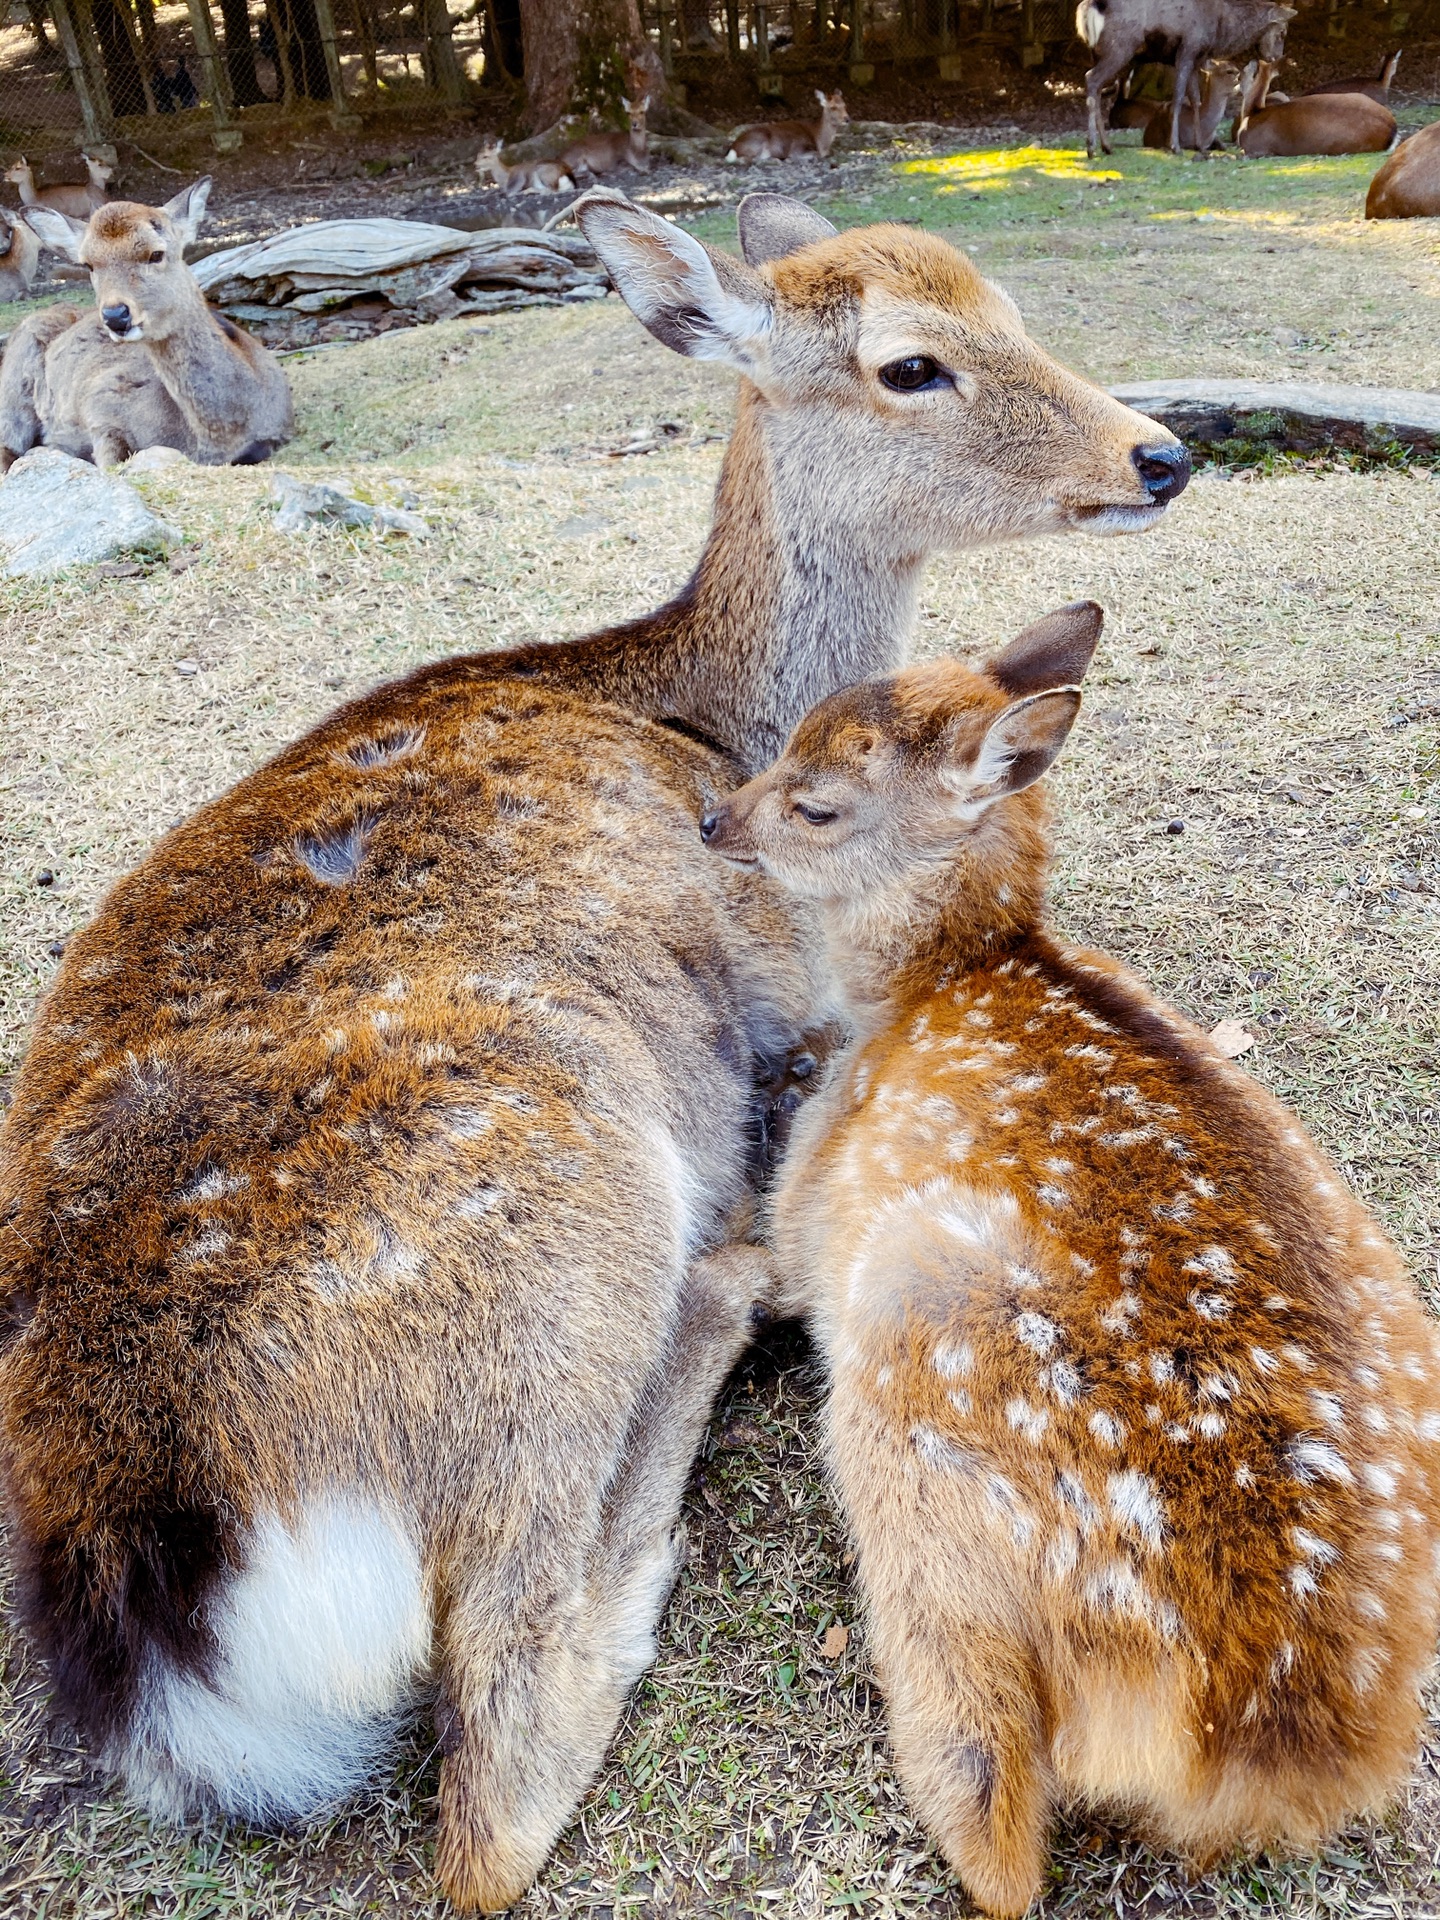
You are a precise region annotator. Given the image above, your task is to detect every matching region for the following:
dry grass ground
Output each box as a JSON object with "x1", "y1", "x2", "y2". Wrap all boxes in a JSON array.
[{"x1": 1, "y1": 134, "x2": 1438, "y2": 1919}]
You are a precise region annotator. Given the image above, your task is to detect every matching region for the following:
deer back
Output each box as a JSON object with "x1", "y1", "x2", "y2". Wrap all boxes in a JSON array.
[
  {"x1": 1239, "y1": 91, "x2": 1396, "y2": 154},
  {"x1": 1365, "y1": 119, "x2": 1440, "y2": 218}
]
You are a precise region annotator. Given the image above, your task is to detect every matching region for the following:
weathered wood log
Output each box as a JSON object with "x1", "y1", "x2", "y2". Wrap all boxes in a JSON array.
[{"x1": 1109, "y1": 379, "x2": 1440, "y2": 456}]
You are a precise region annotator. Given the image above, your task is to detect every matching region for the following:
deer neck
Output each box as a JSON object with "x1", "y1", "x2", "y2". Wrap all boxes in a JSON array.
[
  {"x1": 670, "y1": 384, "x2": 923, "y2": 771},
  {"x1": 141, "y1": 288, "x2": 241, "y2": 431}
]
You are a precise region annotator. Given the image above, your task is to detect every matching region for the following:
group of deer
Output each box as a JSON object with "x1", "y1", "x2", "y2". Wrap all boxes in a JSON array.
[
  {"x1": 1, "y1": 153, "x2": 112, "y2": 301},
  {"x1": 3, "y1": 178, "x2": 1438, "y2": 1917},
  {"x1": 474, "y1": 90, "x2": 849, "y2": 198},
  {"x1": 1081, "y1": 0, "x2": 1408, "y2": 157},
  {"x1": 0, "y1": 173, "x2": 292, "y2": 471}
]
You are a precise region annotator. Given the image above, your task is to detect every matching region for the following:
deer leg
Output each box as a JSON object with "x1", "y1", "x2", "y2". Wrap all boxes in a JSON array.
[
  {"x1": 1170, "y1": 50, "x2": 1198, "y2": 154},
  {"x1": 1085, "y1": 46, "x2": 1130, "y2": 157},
  {"x1": 433, "y1": 1242, "x2": 769, "y2": 1912}
]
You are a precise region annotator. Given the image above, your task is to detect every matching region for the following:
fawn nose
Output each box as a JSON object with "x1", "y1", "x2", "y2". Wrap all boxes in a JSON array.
[
  {"x1": 102, "y1": 303, "x2": 133, "y2": 335},
  {"x1": 699, "y1": 808, "x2": 721, "y2": 844},
  {"x1": 1132, "y1": 441, "x2": 1191, "y2": 505}
]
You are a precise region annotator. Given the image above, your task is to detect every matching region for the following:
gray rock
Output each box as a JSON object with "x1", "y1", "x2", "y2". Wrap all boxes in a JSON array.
[
  {"x1": 266, "y1": 472, "x2": 429, "y2": 538},
  {"x1": 0, "y1": 447, "x2": 180, "y2": 578}
]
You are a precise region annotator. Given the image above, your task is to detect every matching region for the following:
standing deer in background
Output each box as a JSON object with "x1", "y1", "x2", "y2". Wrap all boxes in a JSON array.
[
  {"x1": 702, "y1": 614, "x2": 1440, "y2": 1917},
  {"x1": 1236, "y1": 80, "x2": 1396, "y2": 155},
  {"x1": 0, "y1": 206, "x2": 40, "y2": 300},
  {"x1": 726, "y1": 89, "x2": 850, "y2": 162},
  {"x1": 1078, "y1": 0, "x2": 1294, "y2": 155},
  {"x1": 1141, "y1": 58, "x2": 1249, "y2": 149},
  {"x1": 561, "y1": 95, "x2": 650, "y2": 178},
  {"x1": 4, "y1": 153, "x2": 112, "y2": 218},
  {"x1": 1366, "y1": 119, "x2": 1440, "y2": 218},
  {"x1": 0, "y1": 179, "x2": 292, "y2": 471},
  {"x1": 474, "y1": 140, "x2": 576, "y2": 195},
  {"x1": 1304, "y1": 49, "x2": 1402, "y2": 103},
  {"x1": 0, "y1": 187, "x2": 1187, "y2": 1913}
]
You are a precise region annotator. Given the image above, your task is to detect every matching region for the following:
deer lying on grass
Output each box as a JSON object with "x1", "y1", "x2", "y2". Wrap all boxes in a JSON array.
[
  {"x1": 1236, "y1": 68, "x2": 1396, "y2": 155},
  {"x1": 1141, "y1": 59, "x2": 1249, "y2": 149},
  {"x1": 561, "y1": 96, "x2": 650, "y2": 178},
  {"x1": 0, "y1": 179, "x2": 292, "y2": 472},
  {"x1": 1078, "y1": 0, "x2": 1294, "y2": 156},
  {"x1": 4, "y1": 153, "x2": 112, "y2": 219},
  {"x1": 702, "y1": 609, "x2": 1440, "y2": 1917},
  {"x1": 1366, "y1": 119, "x2": 1440, "y2": 218},
  {"x1": 1305, "y1": 49, "x2": 1402, "y2": 104},
  {"x1": 726, "y1": 89, "x2": 849, "y2": 162},
  {"x1": 0, "y1": 205, "x2": 40, "y2": 301},
  {"x1": 0, "y1": 187, "x2": 1186, "y2": 1912},
  {"x1": 474, "y1": 139, "x2": 576, "y2": 195}
]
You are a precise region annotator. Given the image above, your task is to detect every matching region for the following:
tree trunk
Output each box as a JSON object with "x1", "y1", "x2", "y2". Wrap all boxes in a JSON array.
[
  {"x1": 272, "y1": 0, "x2": 332, "y2": 97},
  {"x1": 216, "y1": 0, "x2": 267, "y2": 102},
  {"x1": 486, "y1": 0, "x2": 524, "y2": 80},
  {"x1": 517, "y1": 0, "x2": 662, "y2": 130}
]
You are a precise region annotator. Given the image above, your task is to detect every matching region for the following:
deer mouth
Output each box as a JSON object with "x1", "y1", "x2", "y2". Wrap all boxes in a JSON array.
[{"x1": 1070, "y1": 500, "x2": 1173, "y2": 535}]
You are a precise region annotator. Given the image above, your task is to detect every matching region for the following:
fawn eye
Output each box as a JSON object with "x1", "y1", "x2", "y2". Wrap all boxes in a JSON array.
[
  {"x1": 794, "y1": 801, "x2": 837, "y2": 826},
  {"x1": 147, "y1": 249, "x2": 164, "y2": 263},
  {"x1": 880, "y1": 354, "x2": 946, "y2": 393}
]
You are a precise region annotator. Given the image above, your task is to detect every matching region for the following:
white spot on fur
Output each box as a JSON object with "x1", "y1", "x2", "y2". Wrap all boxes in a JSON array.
[
  {"x1": 912, "y1": 1423, "x2": 975, "y2": 1473},
  {"x1": 1099, "y1": 1292, "x2": 1140, "y2": 1336},
  {"x1": 1006, "y1": 1398, "x2": 1050, "y2": 1443},
  {"x1": 1196, "y1": 1412, "x2": 1226, "y2": 1439},
  {"x1": 1108, "y1": 1471, "x2": 1164, "y2": 1550},
  {"x1": 1310, "y1": 1391, "x2": 1344, "y2": 1428},
  {"x1": 1015, "y1": 1312, "x2": 1060, "y2": 1355},
  {"x1": 1089, "y1": 1410, "x2": 1125, "y2": 1448},
  {"x1": 934, "y1": 1341, "x2": 974, "y2": 1379},
  {"x1": 1288, "y1": 1438, "x2": 1353, "y2": 1487}
]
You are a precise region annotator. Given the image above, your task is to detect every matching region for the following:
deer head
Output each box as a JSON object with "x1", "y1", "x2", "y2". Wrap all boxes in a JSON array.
[{"x1": 24, "y1": 178, "x2": 212, "y2": 343}]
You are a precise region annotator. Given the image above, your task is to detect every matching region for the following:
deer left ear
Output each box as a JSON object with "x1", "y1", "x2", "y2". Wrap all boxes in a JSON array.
[
  {"x1": 161, "y1": 175, "x2": 212, "y2": 250},
  {"x1": 986, "y1": 601, "x2": 1103, "y2": 697},
  {"x1": 969, "y1": 689, "x2": 1082, "y2": 802}
]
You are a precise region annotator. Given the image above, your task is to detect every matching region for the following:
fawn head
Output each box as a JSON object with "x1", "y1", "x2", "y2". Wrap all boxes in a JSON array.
[
  {"x1": 817, "y1": 88, "x2": 849, "y2": 124},
  {"x1": 3, "y1": 157, "x2": 30, "y2": 186},
  {"x1": 620, "y1": 93, "x2": 650, "y2": 132},
  {"x1": 700, "y1": 603, "x2": 1102, "y2": 906},
  {"x1": 573, "y1": 191, "x2": 1188, "y2": 551},
  {"x1": 25, "y1": 177, "x2": 211, "y2": 342}
]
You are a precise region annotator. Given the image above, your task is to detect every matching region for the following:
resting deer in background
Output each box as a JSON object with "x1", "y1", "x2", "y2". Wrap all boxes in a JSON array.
[
  {"x1": 702, "y1": 610, "x2": 1440, "y2": 1917},
  {"x1": 0, "y1": 188, "x2": 1187, "y2": 1913},
  {"x1": 1141, "y1": 58, "x2": 1249, "y2": 149},
  {"x1": 474, "y1": 139, "x2": 576, "y2": 195},
  {"x1": 1367, "y1": 119, "x2": 1440, "y2": 219},
  {"x1": 1078, "y1": 0, "x2": 1294, "y2": 155},
  {"x1": 0, "y1": 179, "x2": 292, "y2": 471},
  {"x1": 561, "y1": 95, "x2": 650, "y2": 178},
  {"x1": 0, "y1": 205, "x2": 40, "y2": 301},
  {"x1": 1304, "y1": 48, "x2": 1402, "y2": 103},
  {"x1": 726, "y1": 89, "x2": 850, "y2": 162},
  {"x1": 4, "y1": 153, "x2": 112, "y2": 218},
  {"x1": 1236, "y1": 70, "x2": 1396, "y2": 154}
]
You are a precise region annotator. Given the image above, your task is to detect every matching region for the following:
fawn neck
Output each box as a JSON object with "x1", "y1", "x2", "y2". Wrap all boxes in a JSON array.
[{"x1": 823, "y1": 797, "x2": 1051, "y2": 1018}]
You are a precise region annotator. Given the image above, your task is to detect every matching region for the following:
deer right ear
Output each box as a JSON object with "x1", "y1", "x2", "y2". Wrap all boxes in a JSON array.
[
  {"x1": 969, "y1": 689, "x2": 1083, "y2": 802},
  {"x1": 574, "y1": 189, "x2": 772, "y2": 372},
  {"x1": 23, "y1": 206, "x2": 86, "y2": 260},
  {"x1": 737, "y1": 192, "x2": 838, "y2": 266},
  {"x1": 162, "y1": 176, "x2": 212, "y2": 250},
  {"x1": 985, "y1": 601, "x2": 1103, "y2": 698}
]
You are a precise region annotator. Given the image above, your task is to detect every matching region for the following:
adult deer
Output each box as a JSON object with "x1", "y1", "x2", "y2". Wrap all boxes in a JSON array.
[
  {"x1": 1366, "y1": 120, "x2": 1440, "y2": 218},
  {"x1": 1077, "y1": 0, "x2": 1294, "y2": 156},
  {"x1": 0, "y1": 206, "x2": 40, "y2": 301},
  {"x1": 703, "y1": 618, "x2": 1440, "y2": 1916},
  {"x1": 4, "y1": 153, "x2": 112, "y2": 219},
  {"x1": 1236, "y1": 76, "x2": 1396, "y2": 156},
  {"x1": 561, "y1": 95, "x2": 650, "y2": 178},
  {"x1": 474, "y1": 140, "x2": 575, "y2": 194},
  {"x1": 1305, "y1": 49, "x2": 1402, "y2": 104},
  {"x1": 726, "y1": 89, "x2": 850, "y2": 162},
  {"x1": 0, "y1": 180, "x2": 292, "y2": 472},
  {"x1": 0, "y1": 190, "x2": 1187, "y2": 1913}
]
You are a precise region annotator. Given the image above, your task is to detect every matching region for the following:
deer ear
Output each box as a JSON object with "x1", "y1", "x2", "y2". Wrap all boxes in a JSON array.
[
  {"x1": 985, "y1": 601, "x2": 1103, "y2": 698},
  {"x1": 969, "y1": 690, "x2": 1082, "y2": 803},
  {"x1": 574, "y1": 188, "x2": 772, "y2": 371},
  {"x1": 737, "y1": 192, "x2": 837, "y2": 265},
  {"x1": 24, "y1": 205, "x2": 86, "y2": 260},
  {"x1": 162, "y1": 176, "x2": 212, "y2": 249}
]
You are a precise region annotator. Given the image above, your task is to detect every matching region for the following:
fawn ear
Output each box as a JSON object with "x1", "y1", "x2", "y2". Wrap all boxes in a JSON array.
[
  {"x1": 575, "y1": 188, "x2": 772, "y2": 371},
  {"x1": 986, "y1": 601, "x2": 1103, "y2": 698},
  {"x1": 162, "y1": 176, "x2": 212, "y2": 249},
  {"x1": 24, "y1": 205, "x2": 86, "y2": 260},
  {"x1": 738, "y1": 192, "x2": 838, "y2": 265},
  {"x1": 969, "y1": 690, "x2": 1082, "y2": 803}
]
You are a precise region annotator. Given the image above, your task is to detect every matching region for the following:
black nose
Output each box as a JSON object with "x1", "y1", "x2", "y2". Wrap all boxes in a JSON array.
[
  {"x1": 102, "y1": 303, "x2": 132, "y2": 333},
  {"x1": 699, "y1": 808, "x2": 720, "y2": 844},
  {"x1": 1132, "y1": 441, "x2": 1191, "y2": 505}
]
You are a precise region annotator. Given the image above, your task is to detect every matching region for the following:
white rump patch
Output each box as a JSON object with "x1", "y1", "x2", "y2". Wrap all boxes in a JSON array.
[{"x1": 115, "y1": 1495, "x2": 430, "y2": 1824}]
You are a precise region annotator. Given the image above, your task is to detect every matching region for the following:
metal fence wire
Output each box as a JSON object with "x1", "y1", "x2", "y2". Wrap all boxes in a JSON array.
[{"x1": 0, "y1": 0, "x2": 1435, "y2": 162}]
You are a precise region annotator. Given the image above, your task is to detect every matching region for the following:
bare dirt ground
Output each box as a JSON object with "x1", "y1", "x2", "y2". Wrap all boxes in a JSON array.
[{"x1": 1, "y1": 130, "x2": 1438, "y2": 1920}]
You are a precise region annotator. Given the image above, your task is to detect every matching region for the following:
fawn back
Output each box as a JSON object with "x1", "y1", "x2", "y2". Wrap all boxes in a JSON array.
[
  {"x1": 0, "y1": 195, "x2": 1187, "y2": 1911},
  {"x1": 703, "y1": 611, "x2": 1440, "y2": 1914}
]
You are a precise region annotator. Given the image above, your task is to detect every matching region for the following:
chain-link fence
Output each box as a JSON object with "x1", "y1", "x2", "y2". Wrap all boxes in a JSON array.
[{"x1": 2, "y1": 0, "x2": 1437, "y2": 167}]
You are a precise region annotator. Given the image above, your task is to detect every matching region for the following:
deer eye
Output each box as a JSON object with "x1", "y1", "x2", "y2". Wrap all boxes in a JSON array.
[
  {"x1": 147, "y1": 249, "x2": 164, "y2": 263},
  {"x1": 880, "y1": 354, "x2": 947, "y2": 393},
  {"x1": 794, "y1": 801, "x2": 837, "y2": 826}
]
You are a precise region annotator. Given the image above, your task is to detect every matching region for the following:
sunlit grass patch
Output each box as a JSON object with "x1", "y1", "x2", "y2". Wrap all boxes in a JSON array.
[{"x1": 904, "y1": 143, "x2": 1124, "y2": 187}]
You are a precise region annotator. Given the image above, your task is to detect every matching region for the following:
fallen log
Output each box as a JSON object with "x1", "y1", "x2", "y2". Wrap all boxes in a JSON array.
[{"x1": 1109, "y1": 378, "x2": 1440, "y2": 457}]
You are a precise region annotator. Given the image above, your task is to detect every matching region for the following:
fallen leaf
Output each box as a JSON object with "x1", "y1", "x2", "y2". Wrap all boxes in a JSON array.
[
  {"x1": 1209, "y1": 1019, "x2": 1255, "y2": 1059},
  {"x1": 820, "y1": 1622, "x2": 849, "y2": 1660}
]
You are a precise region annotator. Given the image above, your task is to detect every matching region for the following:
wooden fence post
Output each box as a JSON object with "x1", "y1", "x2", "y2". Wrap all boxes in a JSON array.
[
  {"x1": 310, "y1": 0, "x2": 362, "y2": 124},
  {"x1": 183, "y1": 0, "x2": 243, "y2": 148},
  {"x1": 49, "y1": 0, "x2": 112, "y2": 146}
]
